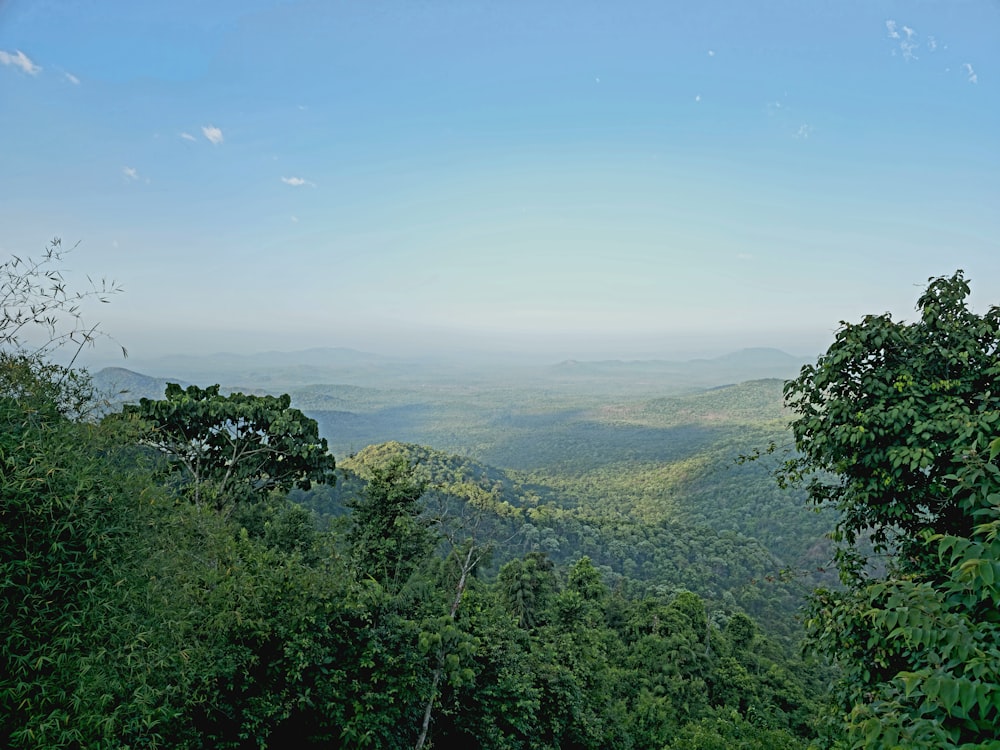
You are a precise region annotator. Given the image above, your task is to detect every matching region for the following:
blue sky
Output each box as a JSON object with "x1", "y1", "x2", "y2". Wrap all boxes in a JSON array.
[{"x1": 2, "y1": 0, "x2": 998, "y2": 362}]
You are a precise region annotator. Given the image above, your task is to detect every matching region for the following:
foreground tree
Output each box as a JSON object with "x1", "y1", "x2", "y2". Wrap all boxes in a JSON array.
[
  {"x1": 782, "y1": 271, "x2": 1000, "y2": 747},
  {"x1": 122, "y1": 383, "x2": 335, "y2": 511}
]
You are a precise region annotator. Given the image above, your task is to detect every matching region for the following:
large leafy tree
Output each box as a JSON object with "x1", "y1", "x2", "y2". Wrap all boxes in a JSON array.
[
  {"x1": 785, "y1": 271, "x2": 1000, "y2": 557},
  {"x1": 782, "y1": 271, "x2": 1000, "y2": 747},
  {"x1": 123, "y1": 383, "x2": 335, "y2": 510}
]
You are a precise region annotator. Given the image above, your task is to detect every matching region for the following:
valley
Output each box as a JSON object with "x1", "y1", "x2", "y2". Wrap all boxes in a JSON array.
[{"x1": 94, "y1": 346, "x2": 833, "y2": 640}]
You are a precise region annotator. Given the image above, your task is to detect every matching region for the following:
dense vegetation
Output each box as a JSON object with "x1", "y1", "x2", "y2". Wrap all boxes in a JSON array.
[
  {"x1": 4, "y1": 248, "x2": 998, "y2": 748},
  {"x1": 300, "y1": 439, "x2": 821, "y2": 645},
  {"x1": 2, "y1": 354, "x2": 828, "y2": 748}
]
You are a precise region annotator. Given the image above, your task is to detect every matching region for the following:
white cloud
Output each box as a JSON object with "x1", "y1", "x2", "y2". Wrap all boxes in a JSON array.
[
  {"x1": 737, "y1": 253, "x2": 753, "y2": 261},
  {"x1": 886, "y1": 20, "x2": 919, "y2": 60},
  {"x1": 201, "y1": 125, "x2": 224, "y2": 145},
  {"x1": 795, "y1": 124, "x2": 812, "y2": 139},
  {"x1": 927, "y1": 36, "x2": 938, "y2": 52},
  {"x1": 281, "y1": 176, "x2": 314, "y2": 187},
  {"x1": 707, "y1": 50, "x2": 715, "y2": 57},
  {"x1": 0, "y1": 49, "x2": 41, "y2": 75},
  {"x1": 694, "y1": 94, "x2": 701, "y2": 103},
  {"x1": 122, "y1": 166, "x2": 139, "y2": 181},
  {"x1": 180, "y1": 132, "x2": 197, "y2": 142},
  {"x1": 964, "y1": 63, "x2": 978, "y2": 84},
  {"x1": 65, "y1": 72, "x2": 80, "y2": 85},
  {"x1": 290, "y1": 215, "x2": 299, "y2": 223}
]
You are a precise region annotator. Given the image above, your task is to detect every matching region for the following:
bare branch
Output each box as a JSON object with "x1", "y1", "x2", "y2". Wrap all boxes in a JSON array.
[{"x1": 1, "y1": 238, "x2": 125, "y2": 359}]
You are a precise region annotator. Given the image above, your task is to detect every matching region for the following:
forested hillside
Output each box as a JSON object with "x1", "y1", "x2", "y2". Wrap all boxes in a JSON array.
[
  {"x1": 7, "y1": 251, "x2": 1000, "y2": 749},
  {"x1": 99, "y1": 357, "x2": 836, "y2": 636},
  {"x1": 3, "y1": 357, "x2": 828, "y2": 748},
  {"x1": 296, "y1": 436, "x2": 825, "y2": 644}
]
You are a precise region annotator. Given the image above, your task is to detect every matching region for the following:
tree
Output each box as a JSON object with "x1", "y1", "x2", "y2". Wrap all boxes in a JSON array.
[
  {"x1": 782, "y1": 271, "x2": 1000, "y2": 747},
  {"x1": 498, "y1": 552, "x2": 557, "y2": 630},
  {"x1": 122, "y1": 383, "x2": 335, "y2": 511},
  {"x1": 346, "y1": 452, "x2": 434, "y2": 589},
  {"x1": 79, "y1": 496, "x2": 371, "y2": 750},
  {"x1": 784, "y1": 271, "x2": 1000, "y2": 560},
  {"x1": 415, "y1": 483, "x2": 509, "y2": 750},
  {"x1": 528, "y1": 557, "x2": 631, "y2": 750}
]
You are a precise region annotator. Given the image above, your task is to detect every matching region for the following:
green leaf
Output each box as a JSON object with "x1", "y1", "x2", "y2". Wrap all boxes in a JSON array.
[
  {"x1": 924, "y1": 675, "x2": 942, "y2": 702},
  {"x1": 883, "y1": 609, "x2": 898, "y2": 631},
  {"x1": 959, "y1": 679, "x2": 978, "y2": 716},
  {"x1": 863, "y1": 717, "x2": 882, "y2": 745},
  {"x1": 939, "y1": 677, "x2": 961, "y2": 714},
  {"x1": 899, "y1": 672, "x2": 921, "y2": 698},
  {"x1": 978, "y1": 559, "x2": 995, "y2": 587}
]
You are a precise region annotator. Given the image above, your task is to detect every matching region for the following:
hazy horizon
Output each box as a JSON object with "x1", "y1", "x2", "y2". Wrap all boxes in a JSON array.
[
  {"x1": 4, "y1": 1, "x2": 998, "y2": 368},
  {"x1": 76, "y1": 325, "x2": 832, "y2": 370}
]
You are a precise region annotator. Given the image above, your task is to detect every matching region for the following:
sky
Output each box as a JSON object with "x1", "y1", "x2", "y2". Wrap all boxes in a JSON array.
[{"x1": 2, "y1": 0, "x2": 998, "y2": 364}]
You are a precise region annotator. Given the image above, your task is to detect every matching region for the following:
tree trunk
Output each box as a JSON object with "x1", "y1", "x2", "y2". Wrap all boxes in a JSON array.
[{"x1": 414, "y1": 544, "x2": 477, "y2": 750}]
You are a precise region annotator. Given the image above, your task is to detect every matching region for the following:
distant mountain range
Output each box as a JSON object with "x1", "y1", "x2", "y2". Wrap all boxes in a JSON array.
[
  {"x1": 91, "y1": 367, "x2": 184, "y2": 405},
  {"x1": 91, "y1": 346, "x2": 811, "y2": 409},
  {"x1": 129, "y1": 346, "x2": 396, "y2": 371},
  {"x1": 554, "y1": 346, "x2": 802, "y2": 369},
  {"x1": 548, "y1": 347, "x2": 807, "y2": 384}
]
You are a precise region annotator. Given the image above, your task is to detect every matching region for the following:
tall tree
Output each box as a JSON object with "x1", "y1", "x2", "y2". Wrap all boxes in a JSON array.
[
  {"x1": 782, "y1": 271, "x2": 1000, "y2": 747},
  {"x1": 346, "y1": 452, "x2": 434, "y2": 589},
  {"x1": 498, "y1": 552, "x2": 557, "y2": 630},
  {"x1": 784, "y1": 271, "x2": 1000, "y2": 562}
]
